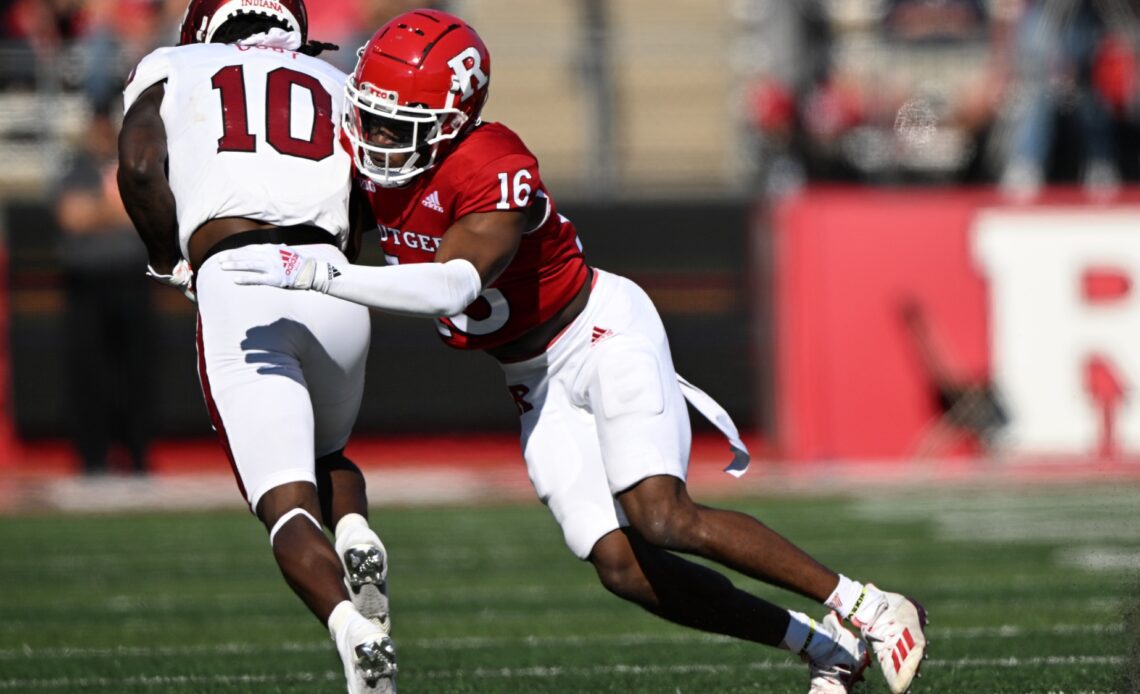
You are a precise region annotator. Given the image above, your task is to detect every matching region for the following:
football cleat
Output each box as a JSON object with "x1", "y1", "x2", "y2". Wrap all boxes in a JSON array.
[
  {"x1": 342, "y1": 543, "x2": 391, "y2": 632},
  {"x1": 352, "y1": 634, "x2": 397, "y2": 693},
  {"x1": 806, "y1": 612, "x2": 871, "y2": 693},
  {"x1": 851, "y1": 586, "x2": 928, "y2": 694},
  {"x1": 332, "y1": 603, "x2": 397, "y2": 694},
  {"x1": 338, "y1": 629, "x2": 397, "y2": 694}
]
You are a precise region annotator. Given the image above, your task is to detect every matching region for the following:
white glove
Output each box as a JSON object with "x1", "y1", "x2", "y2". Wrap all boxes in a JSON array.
[
  {"x1": 219, "y1": 243, "x2": 335, "y2": 292},
  {"x1": 146, "y1": 258, "x2": 196, "y2": 303}
]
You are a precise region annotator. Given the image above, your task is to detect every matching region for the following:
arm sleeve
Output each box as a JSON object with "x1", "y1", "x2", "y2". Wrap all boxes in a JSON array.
[{"x1": 322, "y1": 258, "x2": 483, "y2": 318}]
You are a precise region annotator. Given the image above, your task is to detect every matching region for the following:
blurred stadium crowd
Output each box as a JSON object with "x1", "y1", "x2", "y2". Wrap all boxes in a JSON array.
[
  {"x1": 0, "y1": 0, "x2": 420, "y2": 97},
  {"x1": 741, "y1": 0, "x2": 1140, "y2": 200},
  {"x1": 2, "y1": 0, "x2": 1139, "y2": 197},
  {"x1": 0, "y1": 0, "x2": 430, "y2": 192}
]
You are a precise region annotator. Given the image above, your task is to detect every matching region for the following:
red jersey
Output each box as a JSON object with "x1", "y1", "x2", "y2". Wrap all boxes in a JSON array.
[{"x1": 358, "y1": 122, "x2": 588, "y2": 350}]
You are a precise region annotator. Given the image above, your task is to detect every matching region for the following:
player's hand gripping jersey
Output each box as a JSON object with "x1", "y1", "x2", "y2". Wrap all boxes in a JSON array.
[
  {"x1": 124, "y1": 43, "x2": 353, "y2": 259},
  {"x1": 359, "y1": 122, "x2": 589, "y2": 350}
]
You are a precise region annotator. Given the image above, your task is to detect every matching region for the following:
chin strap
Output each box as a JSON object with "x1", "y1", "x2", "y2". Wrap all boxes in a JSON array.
[{"x1": 300, "y1": 39, "x2": 339, "y2": 57}]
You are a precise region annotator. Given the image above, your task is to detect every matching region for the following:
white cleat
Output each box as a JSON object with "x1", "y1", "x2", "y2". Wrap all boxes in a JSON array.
[
  {"x1": 852, "y1": 586, "x2": 928, "y2": 694},
  {"x1": 807, "y1": 612, "x2": 871, "y2": 693},
  {"x1": 342, "y1": 543, "x2": 391, "y2": 632},
  {"x1": 352, "y1": 634, "x2": 397, "y2": 694},
  {"x1": 338, "y1": 620, "x2": 397, "y2": 694}
]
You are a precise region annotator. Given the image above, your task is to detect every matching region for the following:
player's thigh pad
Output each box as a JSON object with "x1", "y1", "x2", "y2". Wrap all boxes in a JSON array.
[
  {"x1": 289, "y1": 246, "x2": 370, "y2": 456},
  {"x1": 514, "y1": 367, "x2": 624, "y2": 560},
  {"x1": 583, "y1": 334, "x2": 691, "y2": 494},
  {"x1": 196, "y1": 247, "x2": 369, "y2": 509}
]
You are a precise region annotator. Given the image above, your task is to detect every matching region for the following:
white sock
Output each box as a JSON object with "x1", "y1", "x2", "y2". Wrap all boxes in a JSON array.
[
  {"x1": 826, "y1": 577, "x2": 887, "y2": 626},
  {"x1": 825, "y1": 574, "x2": 865, "y2": 620},
  {"x1": 782, "y1": 610, "x2": 835, "y2": 661},
  {"x1": 850, "y1": 583, "x2": 888, "y2": 627},
  {"x1": 781, "y1": 610, "x2": 812, "y2": 653},
  {"x1": 335, "y1": 513, "x2": 369, "y2": 540},
  {"x1": 328, "y1": 600, "x2": 356, "y2": 643},
  {"x1": 335, "y1": 513, "x2": 383, "y2": 554}
]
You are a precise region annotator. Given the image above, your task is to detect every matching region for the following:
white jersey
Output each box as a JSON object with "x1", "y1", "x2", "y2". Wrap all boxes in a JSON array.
[{"x1": 124, "y1": 43, "x2": 352, "y2": 259}]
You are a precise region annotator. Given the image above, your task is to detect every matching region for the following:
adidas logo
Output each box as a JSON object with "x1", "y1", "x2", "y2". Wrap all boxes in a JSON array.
[
  {"x1": 279, "y1": 249, "x2": 299, "y2": 275},
  {"x1": 590, "y1": 326, "x2": 614, "y2": 346},
  {"x1": 891, "y1": 628, "x2": 917, "y2": 673},
  {"x1": 421, "y1": 190, "x2": 444, "y2": 213}
]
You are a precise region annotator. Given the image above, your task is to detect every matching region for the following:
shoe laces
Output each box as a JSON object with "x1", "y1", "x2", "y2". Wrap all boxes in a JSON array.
[
  {"x1": 807, "y1": 616, "x2": 866, "y2": 690},
  {"x1": 809, "y1": 652, "x2": 858, "y2": 683}
]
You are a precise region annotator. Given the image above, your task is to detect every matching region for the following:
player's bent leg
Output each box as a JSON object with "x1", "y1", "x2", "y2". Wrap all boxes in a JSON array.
[
  {"x1": 589, "y1": 528, "x2": 796, "y2": 647},
  {"x1": 590, "y1": 529, "x2": 870, "y2": 692},
  {"x1": 848, "y1": 585, "x2": 928, "y2": 694},
  {"x1": 258, "y1": 481, "x2": 352, "y2": 623},
  {"x1": 617, "y1": 474, "x2": 842, "y2": 602},
  {"x1": 335, "y1": 513, "x2": 391, "y2": 633},
  {"x1": 316, "y1": 452, "x2": 392, "y2": 632},
  {"x1": 329, "y1": 600, "x2": 398, "y2": 694}
]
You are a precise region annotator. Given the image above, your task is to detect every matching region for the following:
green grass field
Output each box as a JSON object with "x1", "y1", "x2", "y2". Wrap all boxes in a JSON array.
[{"x1": 1, "y1": 483, "x2": 1137, "y2": 693}]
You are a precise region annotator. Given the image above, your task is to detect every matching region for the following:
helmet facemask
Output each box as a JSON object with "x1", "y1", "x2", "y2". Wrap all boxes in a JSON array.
[{"x1": 344, "y1": 78, "x2": 469, "y2": 188}]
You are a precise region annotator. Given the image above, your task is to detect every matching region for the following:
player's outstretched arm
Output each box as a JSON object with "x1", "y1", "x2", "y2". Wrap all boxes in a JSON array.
[
  {"x1": 118, "y1": 83, "x2": 180, "y2": 273},
  {"x1": 220, "y1": 245, "x2": 480, "y2": 316},
  {"x1": 220, "y1": 209, "x2": 527, "y2": 318}
]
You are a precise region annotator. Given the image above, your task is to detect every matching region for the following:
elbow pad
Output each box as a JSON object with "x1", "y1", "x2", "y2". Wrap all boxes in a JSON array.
[{"x1": 323, "y1": 258, "x2": 483, "y2": 317}]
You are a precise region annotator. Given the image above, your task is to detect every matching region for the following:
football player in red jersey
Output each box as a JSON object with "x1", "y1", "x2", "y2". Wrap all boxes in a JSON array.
[
  {"x1": 117, "y1": 2, "x2": 395, "y2": 691},
  {"x1": 221, "y1": 9, "x2": 927, "y2": 693}
]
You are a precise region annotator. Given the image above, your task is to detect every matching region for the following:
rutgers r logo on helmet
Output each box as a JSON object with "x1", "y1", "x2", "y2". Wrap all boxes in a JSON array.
[{"x1": 447, "y1": 47, "x2": 488, "y2": 102}]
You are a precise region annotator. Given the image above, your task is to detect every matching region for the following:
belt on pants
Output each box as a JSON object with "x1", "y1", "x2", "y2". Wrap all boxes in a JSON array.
[{"x1": 198, "y1": 224, "x2": 337, "y2": 269}]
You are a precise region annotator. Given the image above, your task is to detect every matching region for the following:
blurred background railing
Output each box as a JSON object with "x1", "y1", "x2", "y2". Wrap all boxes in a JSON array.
[{"x1": 4, "y1": 0, "x2": 1140, "y2": 473}]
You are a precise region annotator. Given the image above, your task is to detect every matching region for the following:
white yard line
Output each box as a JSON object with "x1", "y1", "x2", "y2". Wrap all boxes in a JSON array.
[
  {"x1": 0, "y1": 622, "x2": 1124, "y2": 660},
  {"x1": 0, "y1": 656, "x2": 1128, "y2": 688}
]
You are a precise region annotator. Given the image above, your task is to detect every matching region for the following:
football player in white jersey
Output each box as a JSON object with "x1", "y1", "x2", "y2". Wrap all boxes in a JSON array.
[
  {"x1": 220, "y1": 10, "x2": 928, "y2": 693},
  {"x1": 116, "y1": 2, "x2": 395, "y2": 691}
]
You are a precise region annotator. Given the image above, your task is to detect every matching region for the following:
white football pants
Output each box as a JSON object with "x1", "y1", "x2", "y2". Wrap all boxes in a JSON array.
[
  {"x1": 502, "y1": 269, "x2": 745, "y2": 559},
  {"x1": 195, "y1": 244, "x2": 371, "y2": 511}
]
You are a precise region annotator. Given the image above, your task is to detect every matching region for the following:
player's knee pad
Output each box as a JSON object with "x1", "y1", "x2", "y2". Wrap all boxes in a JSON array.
[{"x1": 268, "y1": 507, "x2": 322, "y2": 546}]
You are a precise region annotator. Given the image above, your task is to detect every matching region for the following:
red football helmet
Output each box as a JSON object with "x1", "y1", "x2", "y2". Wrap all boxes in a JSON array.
[
  {"x1": 344, "y1": 9, "x2": 491, "y2": 187},
  {"x1": 178, "y1": 0, "x2": 308, "y2": 46}
]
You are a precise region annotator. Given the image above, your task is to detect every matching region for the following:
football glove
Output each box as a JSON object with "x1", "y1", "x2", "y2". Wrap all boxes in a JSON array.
[
  {"x1": 146, "y1": 258, "x2": 196, "y2": 303},
  {"x1": 219, "y1": 244, "x2": 335, "y2": 293}
]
